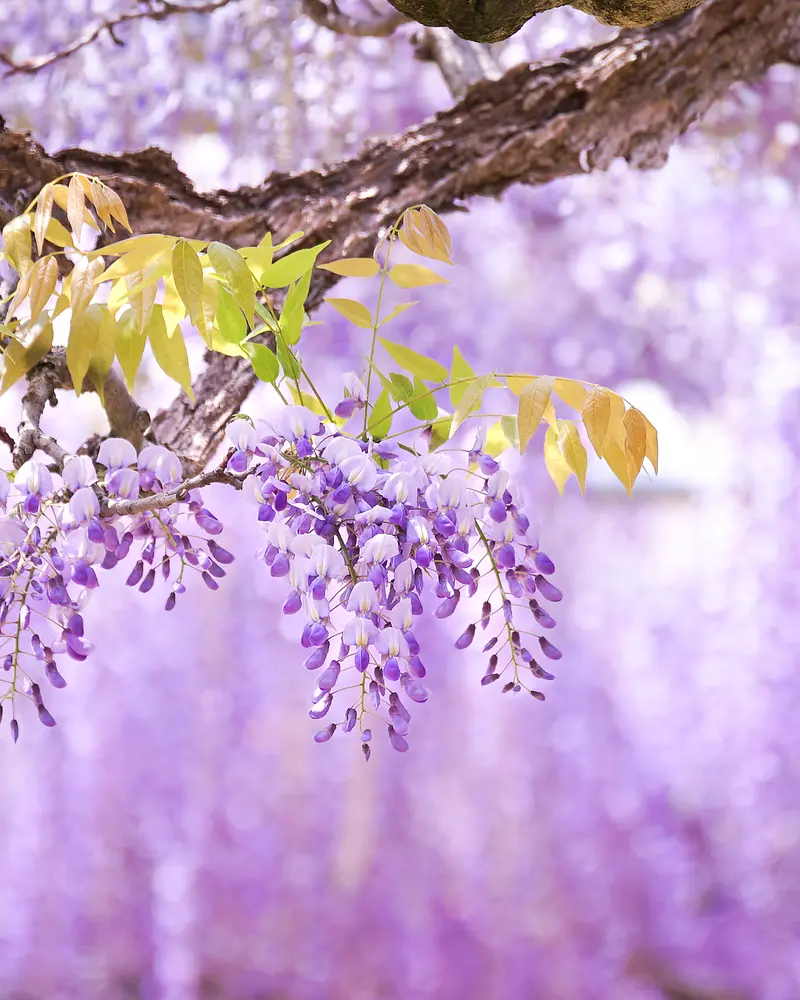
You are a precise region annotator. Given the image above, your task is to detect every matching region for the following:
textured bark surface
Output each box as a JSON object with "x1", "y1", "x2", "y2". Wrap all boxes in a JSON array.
[
  {"x1": 387, "y1": 0, "x2": 703, "y2": 42},
  {"x1": 0, "y1": 0, "x2": 798, "y2": 470}
]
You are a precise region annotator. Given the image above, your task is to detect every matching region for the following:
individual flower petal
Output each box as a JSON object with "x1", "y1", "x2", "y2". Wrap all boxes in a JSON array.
[
  {"x1": 68, "y1": 487, "x2": 100, "y2": 523},
  {"x1": 62, "y1": 455, "x2": 97, "y2": 490},
  {"x1": 99, "y1": 437, "x2": 137, "y2": 470},
  {"x1": 15, "y1": 460, "x2": 53, "y2": 497}
]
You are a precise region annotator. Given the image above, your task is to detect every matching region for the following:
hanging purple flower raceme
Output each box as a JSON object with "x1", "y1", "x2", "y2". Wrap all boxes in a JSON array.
[
  {"x1": 0, "y1": 441, "x2": 234, "y2": 740},
  {"x1": 236, "y1": 406, "x2": 563, "y2": 754}
]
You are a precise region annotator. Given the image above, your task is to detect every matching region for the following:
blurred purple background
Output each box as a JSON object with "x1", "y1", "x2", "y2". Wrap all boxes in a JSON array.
[{"x1": 1, "y1": 2, "x2": 800, "y2": 998}]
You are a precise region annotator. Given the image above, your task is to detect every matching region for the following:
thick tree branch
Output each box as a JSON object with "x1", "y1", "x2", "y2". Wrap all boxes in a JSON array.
[
  {"x1": 0, "y1": 0, "x2": 242, "y2": 77},
  {"x1": 0, "y1": 0, "x2": 797, "y2": 473},
  {"x1": 302, "y1": 0, "x2": 410, "y2": 37},
  {"x1": 412, "y1": 27, "x2": 504, "y2": 99},
  {"x1": 13, "y1": 349, "x2": 151, "y2": 470}
]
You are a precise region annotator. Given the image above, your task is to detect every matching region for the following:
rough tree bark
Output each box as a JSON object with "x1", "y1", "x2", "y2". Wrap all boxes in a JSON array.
[
  {"x1": 386, "y1": 0, "x2": 703, "y2": 42},
  {"x1": 0, "y1": 0, "x2": 798, "y2": 472}
]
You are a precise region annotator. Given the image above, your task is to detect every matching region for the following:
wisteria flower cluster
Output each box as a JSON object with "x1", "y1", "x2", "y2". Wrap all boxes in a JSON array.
[
  {"x1": 228, "y1": 394, "x2": 564, "y2": 757},
  {"x1": 0, "y1": 440, "x2": 232, "y2": 740}
]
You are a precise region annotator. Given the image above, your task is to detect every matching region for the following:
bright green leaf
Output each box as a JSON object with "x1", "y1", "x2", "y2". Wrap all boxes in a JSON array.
[
  {"x1": 245, "y1": 342, "x2": 280, "y2": 383},
  {"x1": 215, "y1": 285, "x2": 248, "y2": 347},
  {"x1": 408, "y1": 378, "x2": 438, "y2": 421},
  {"x1": 259, "y1": 243, "x2": 329, "y2": 288},
  {"x1": 390, "y1": 371, "x2": 414, "y2": 400},
  {"x1": 368, "y1": 389, "x2": 392, "y2": 439}
]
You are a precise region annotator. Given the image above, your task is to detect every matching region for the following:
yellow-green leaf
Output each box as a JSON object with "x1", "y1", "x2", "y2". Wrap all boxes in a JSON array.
[
  {"x1": 28, "y1": 256, "x2": 59, "y2": 325},
  {"x1": 280, "y1": 269, "x2": 312, "y2": 346},
  {"x1": 114, "y1": 308, "x2": 147, "y2": 391},
  {"x1": 0, "y1": 316, "x2": 54, "y2": 395},
  {"x1": 215, "y1": 285, "x2": 247, "y2": 348},
  {"x1": 452, "y1": 373, "x2": 492, "y2": 433},
  {"x1": 378, "y1": 337, "x2": 447, "y2": 382},
  {"x1": 553, "y1": 378, "x2": 587, "y2": 411},
  {"x1": 368, "y1": 389, "x2": 393, "y2": 439},
  {"x1": 581, "y1": 386, "x2": 611, "y2": 458},
  {"x1": 86, "y1": 307, "x2": 117, "y2": 404},
  {"x1": 161, "y1": 274, "x2": 187, "y2": 336},
  {"x1": 259, "y1": 243, "x2": 329, "y2": 288},
  {"x1": 208, "y1": 241, "x2": 256, "y2": 327},
  {"x1": 2, "y1": 215, "x2": 32, "y2": 274},
  {"x1": 326, "y1": 297, "x2": 373, "y2": 329},
  {"x1": 33, "y1": 184, "x2": 55, "y2": 255},
  {"x1": 68, "y1": 256, "x2": 103, "y2": 319},
  {"x1": 67, "y1": 303, "x2": 107, "y2": 394},
  {"x1": 501, "y1": 415, "x2": 519, "y2": 450},
  {"x1": 317, "y1": 257, "x2": 380, "y2": 278},
  {"x1": 430, "y1": 411, "x2": 453, "y2": 451},
  {"x1": 388, "y1": 263, "x2": 448, "y2": 289},
  {"x1": 5, "y1": 269, "x2": 31, "y2": 321},
  {"x1": 449, "y1": 345, "x2": 476, "y2": 407},
  {"x1": 544, "y1": 425, "x2": 573, "y2": 495},
  {"x1": 126, "y1": 269, "x2": 158, "y2": 333},
  {"x1": 172, "y1": 240, "x2": 204, "y2": 328},
  {"x1": 484, "y1": 420, "x2": 511, "y2": 458},
  {"x1": 623, "y1": 406, "x2": 647, "y2": 483},
  {"x1": 147, "y1": 304, "x2": 194, "y2": 399},
  {"x1": 379, "y1": 301, "x2": 418, "y2": 326},
  {"x1": 557, "y1": 420, "x2": 588, "y2": 493},
  {"x1": 518, "y1": 375, "x2": 554, "y2": 453}
]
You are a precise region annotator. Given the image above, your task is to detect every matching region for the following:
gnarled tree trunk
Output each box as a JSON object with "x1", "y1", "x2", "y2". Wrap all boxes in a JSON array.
[{"x1": 386, "y1": 0, "x2": 703, "y2": 42}]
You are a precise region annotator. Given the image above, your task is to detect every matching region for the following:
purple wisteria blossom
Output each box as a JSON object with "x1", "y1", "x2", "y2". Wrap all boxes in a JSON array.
[
  {"x1": 232, "y1": 404, "x2": 564, "y2": 754},
  {"x1": 0, "y1": 440, "x2": 233, "y2": 739}
]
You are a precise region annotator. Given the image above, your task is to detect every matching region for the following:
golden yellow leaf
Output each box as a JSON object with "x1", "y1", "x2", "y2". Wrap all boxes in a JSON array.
[
  {"x1": 317, "y1": 257, "x2": 380, "y2": 278},
  {"x1": 602, "y1": 437, "x2": 632, "y2": 494},
  {"x1": 544, "y1": 425, "x2": 573, "y2": 494},
  {"x1": 2, "y1": 215, "x2": 32, "y2": 274},
  {"x1": 0, "y1": 317, "x2": 54, "y2": 395},
  {"x1": 505, "y1": 374, "x2": 532, "y2": 396},
  {"x1": 325, "y1": 297, "x2": 374, "y2": 329},
  {"x1": 89, "y1": 178, "x2": 114, "y2": 231},
  {"x1": 518, "y1": 375, "x2": 554, "y2": 453},
  {"x1": 42, "y1": 217, "x2": 73, "y2": 249},
  {"x1": 5, "y1": 269, "x2": 31, "y2": 321},
  {"x1": 103, "y1": 186, "x2": 132, "y2": 232},
  {"x1": 581, "y1": 386, "x2": 611, "y2": 458},
  {"x1": 420, "y1": 206, "x2": 452, "y2": 259},
  {"x1": 33, "y1": 184, "x2": 55, "y2": 256},
  {"x1": 388, "y1": 263, "x2": 448, "y2": 289},
  {"x1": 643, "y1": 412, "x2": 659, "y2": 474},
  {"x1": 101, "y1": 237, "x2": 177, "y2": 282},
  {"x1": 543, "y1": 399, "x2": 558, "y2": 429},
  {"x1": 623, "y1": 406, "x2": 647, "y2": 484},
  {"x1": 28, "y1": 256, "x2": 59, "y2": 325},
  {"x1": 557, "y1": 420, "x2": 588, "y2": 493},
  {"x1": 553, "y1": 378, "x2": 587, "y2": 411},
  {"x1": 379, "y1": 301, "x2": 418, "y2": 326},
  {"x1": 67, "y1": 175, "x2": 86, "y2": 241}
]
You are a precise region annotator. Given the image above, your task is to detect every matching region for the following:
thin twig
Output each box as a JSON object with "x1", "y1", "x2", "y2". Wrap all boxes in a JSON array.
[
  {"x1": 101, "y1": 450, "x2": 247, "y2": 517},
  {"x1": 301, "y1": 0, "x2": 409, "y2": 37},
  {"x1": 0, "y1": 0, "x2": 243, "y2": 77}
]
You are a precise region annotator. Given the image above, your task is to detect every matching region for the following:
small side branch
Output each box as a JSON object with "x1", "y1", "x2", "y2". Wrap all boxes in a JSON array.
[
  {"x1": 302, "y1": 0, "x2": 410, "y2": 36},
  {"x1": 101, "y1": 450, "x2": 247, "y2": 517},
  {"x1": 0, "y1": 0, "x2": 243, "y2": 77},
  {"x1": 14, "y1": 368, "x2": 67, "y2": 469}
]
